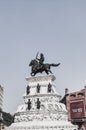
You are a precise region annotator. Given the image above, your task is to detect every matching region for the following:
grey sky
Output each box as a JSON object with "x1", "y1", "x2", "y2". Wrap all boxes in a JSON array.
[{"x1": 0, "y1": 0, "x2": 86, "y2": 113}]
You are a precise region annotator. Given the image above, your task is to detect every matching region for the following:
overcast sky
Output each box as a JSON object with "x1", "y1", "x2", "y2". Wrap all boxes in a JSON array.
[{"x1": 0, "y1": 0, "x2": 86, "y2": 113}]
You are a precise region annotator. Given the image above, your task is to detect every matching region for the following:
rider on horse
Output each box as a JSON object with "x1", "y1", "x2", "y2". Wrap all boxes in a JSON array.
[
  {"x1": 36, "y1": 52, "x2": 45, "y2": 69},
  {"x1": 29, "y1": 52, "x2": 60, "y2": 76}
]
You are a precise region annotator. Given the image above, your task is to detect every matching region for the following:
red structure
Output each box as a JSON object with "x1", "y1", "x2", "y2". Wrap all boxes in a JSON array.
[{"x1": 60, "y1": 86, "x2": 86, "y2": 129}]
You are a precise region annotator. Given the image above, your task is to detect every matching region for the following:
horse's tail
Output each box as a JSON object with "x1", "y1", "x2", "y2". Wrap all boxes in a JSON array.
[{"x1": 50, "y1": 63, "x2": 61, "y2": 67}]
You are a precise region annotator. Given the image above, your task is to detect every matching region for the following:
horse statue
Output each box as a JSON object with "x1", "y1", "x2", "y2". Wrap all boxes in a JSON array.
[{"x1": 29, "y1": 59, "x2": 60, "y2": 76}]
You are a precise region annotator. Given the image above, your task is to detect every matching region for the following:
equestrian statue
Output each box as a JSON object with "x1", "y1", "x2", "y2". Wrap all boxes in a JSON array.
[{"x1": 29, "y1": 52, "x2": 60, "y2": 76}]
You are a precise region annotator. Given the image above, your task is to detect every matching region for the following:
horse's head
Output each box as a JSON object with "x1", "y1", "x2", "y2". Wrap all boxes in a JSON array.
[
  {"x1": 29, "y1": 60, "x2": 34, "y2": 66},
  {"x1": 29, "y1": 59, "x2": 38, "y2": 67},
  {"x1": 29, "y1": 59, "x2": 39, "y2": 76}
]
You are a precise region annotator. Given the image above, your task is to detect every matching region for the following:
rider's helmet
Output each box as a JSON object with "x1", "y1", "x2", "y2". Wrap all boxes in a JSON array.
[{"x1": 40, "y1": 53, "x2": 43, "y2": 57}]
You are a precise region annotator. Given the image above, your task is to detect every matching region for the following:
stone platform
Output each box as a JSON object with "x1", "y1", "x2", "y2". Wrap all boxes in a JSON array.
[{"x1": 5, "y1": 75, "x2": 78, "y2": 130}]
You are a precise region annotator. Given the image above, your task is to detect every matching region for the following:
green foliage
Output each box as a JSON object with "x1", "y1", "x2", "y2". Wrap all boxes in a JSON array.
[{"x1": 2, "y1": 111, "x2": 14, "y2": 126}]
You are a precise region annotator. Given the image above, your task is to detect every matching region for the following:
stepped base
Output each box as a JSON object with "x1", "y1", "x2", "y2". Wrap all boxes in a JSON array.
[
  {"x1": 6, "y1": 121, "x2": 77, "y2": 130},
  {"x1": 5, "y1": 74, "x2": 78, "y2": 130}
]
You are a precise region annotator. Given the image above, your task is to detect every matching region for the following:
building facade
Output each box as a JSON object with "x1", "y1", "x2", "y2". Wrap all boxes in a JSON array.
[
  {"x1": 0, "y1": 85, "x2": 3, "y2": 110},
  {"x1": 61, "y1": 86, "x2": 86, "y2": 129},
  {"x1": 0, "y1": 85, "x2": 4, "y2": 130}
]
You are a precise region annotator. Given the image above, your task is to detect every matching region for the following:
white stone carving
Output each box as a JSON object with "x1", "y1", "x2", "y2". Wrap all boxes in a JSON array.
[{"x1": 5, "y1": 74, "x2": 78, "y2": 130}]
